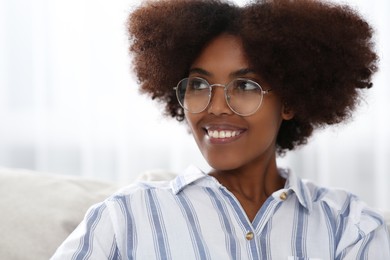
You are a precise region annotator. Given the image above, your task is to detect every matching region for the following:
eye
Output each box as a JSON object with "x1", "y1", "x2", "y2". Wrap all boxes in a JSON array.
[
  {"x1": 234, "y1": 79, "x2": 259, "y2": 91},
  {"x1": 188, "y1": 78, "x2": 209, "y2": 90}
]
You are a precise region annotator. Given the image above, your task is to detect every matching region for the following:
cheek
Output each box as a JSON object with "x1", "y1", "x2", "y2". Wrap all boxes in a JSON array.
[{"x1": 248, "y1": 109, "x2": 284, "y2": 144}]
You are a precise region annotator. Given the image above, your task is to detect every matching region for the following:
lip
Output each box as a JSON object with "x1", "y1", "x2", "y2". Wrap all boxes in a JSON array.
[{"x1": 202, "y1": 124, "x2": 247, "y2": 144}]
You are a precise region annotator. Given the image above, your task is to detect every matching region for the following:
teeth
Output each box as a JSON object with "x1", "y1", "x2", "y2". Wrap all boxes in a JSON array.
[{"x1": 208, "y1": 130, "x2": 240, "y2": 139}]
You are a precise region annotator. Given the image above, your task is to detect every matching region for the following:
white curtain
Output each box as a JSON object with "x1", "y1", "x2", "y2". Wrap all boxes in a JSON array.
[{"x1": 0, "y1": 0, "x2": 389, "y2": 209}]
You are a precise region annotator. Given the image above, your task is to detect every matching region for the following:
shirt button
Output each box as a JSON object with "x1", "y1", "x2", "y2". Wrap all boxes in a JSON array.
[
  {"x1": 279, "y1": 192, "x2": 288, "y2": 201},
  {"x1": 245, "y1": 231, "x2": 254, "y2": 240}
]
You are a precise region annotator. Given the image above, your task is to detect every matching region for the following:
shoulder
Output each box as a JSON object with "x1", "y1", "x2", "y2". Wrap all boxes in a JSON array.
[
  {"x1": 303, "y1": 180, "x2": 386, "y2": 241},
  {"x1": 105, "y1": 179, "x2": 174, "y2": 202},
  {"x1": 110, "y1": 169, "x2": 179, "y2": 196},
  {"x1": 299, "y1": 180, "x2": 390, "y2": 256},
  {"x1": 306, "y1": 180, "x2": 390, "y2": 256},
  {"x1": 104, "y1": 166, "x2": 209, "y2": 204}
]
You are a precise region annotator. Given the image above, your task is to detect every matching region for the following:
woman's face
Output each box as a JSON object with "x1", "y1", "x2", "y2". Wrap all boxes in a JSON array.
[{"x1": 185, "y1": 34, "x2": 293, "y2": 171}]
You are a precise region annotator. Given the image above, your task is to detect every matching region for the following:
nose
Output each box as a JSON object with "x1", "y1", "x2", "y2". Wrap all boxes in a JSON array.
[{"x1": 207, "y1": 85, "x2": 233, "y2": 116}]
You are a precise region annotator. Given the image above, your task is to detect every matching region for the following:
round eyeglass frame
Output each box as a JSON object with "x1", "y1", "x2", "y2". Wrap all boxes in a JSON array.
[{"x1": 174, "y1": 77, "x2": 272, "y2": 116}]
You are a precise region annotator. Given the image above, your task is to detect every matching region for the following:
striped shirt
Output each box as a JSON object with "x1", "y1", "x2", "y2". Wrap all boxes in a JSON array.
[{"x1": 51, "y1": 165, "x2": 390, "y2": 259}]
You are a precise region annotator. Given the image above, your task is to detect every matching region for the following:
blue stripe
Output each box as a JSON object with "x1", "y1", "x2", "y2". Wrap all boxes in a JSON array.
[
  {"x1": 220, "y1": 188, "x2": 260, "y2": 260},
  {"x1": 337, "y1": 230, "x2": 363, "y2": 260},
  {"x1": 247, "y1": 233, "x2": 260, "y2": 260},
  {"x1": 252, "y1": 197, "x2": 277, "y2": 231},
  {"x1": 204, "y1": 187, "x2": 239, "y2": 260},
  {"x1": 172, "y1": 175, "x2": 185, "y2": 194},
  {"x1": 254, "y1": 197, "x2": 283, "y2": 260},
  {"x1": 259, "y1": 219, "x2": 273, "y2": 260},
  {"x1": 313, "y1": 187, "x2": 328, "y2": 202},
  {"x1": 116, "y1": 196, "x2": 137, "y2": 259},
  {"x1": 298, "y1": 179, "x2": 309, "y2": 209},
  {"x1": 362, "y1": 209, "x2": 385, "y2": 226},
  {"x1": 146, "y1": 189, "x2": 171, "y2": 260},
  {"x1": 220, "y1": 189, "x2": 252, "y2": 231},
  {"x1": 335, "y1": 194, "x2": 352, "y2": 245},
  {"x1": 292, "y1": 200, "x2": 308, "y2": 258},
  {"x1": 322, "y1": 202, "x2": 336, "y2": 259},
  {"x1": 176, "y1": 192, "x2": 210, "y2": 260},
  {"x1": 357, "y1": 231, "x2": 374, "y2": 260},
  {"x1": 73, "y1": 203, "x2": 106, "y2": 260},
  {"x1": 108, "y1": 239, "x2": 120, "y2": 259},
  {"x1": 264, "y1": 201, "x2": 283, "y2": 256}
]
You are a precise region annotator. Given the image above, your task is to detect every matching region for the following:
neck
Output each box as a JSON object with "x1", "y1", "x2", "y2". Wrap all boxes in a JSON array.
[
  {"x1": 211, "y1": 156, "x2": 284, "y2": 199},
  {"x1": 209, "y1": 153, "x2": 285, "y2": 221}
]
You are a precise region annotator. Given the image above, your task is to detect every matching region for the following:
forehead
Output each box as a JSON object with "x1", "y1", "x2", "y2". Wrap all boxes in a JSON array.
[{"x1": 190, "y1": 34, "x2": 250, "y2": 75}]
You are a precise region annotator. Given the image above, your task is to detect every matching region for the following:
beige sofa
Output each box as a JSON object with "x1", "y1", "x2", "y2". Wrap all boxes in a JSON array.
[{"x1": 0, "y1": 167, "x2": 389, "y2": 260}]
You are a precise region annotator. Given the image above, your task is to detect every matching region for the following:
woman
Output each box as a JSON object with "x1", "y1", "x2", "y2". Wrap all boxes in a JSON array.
[{"x1": 52, "y1": 0, "x2": 390, "y2": 259}]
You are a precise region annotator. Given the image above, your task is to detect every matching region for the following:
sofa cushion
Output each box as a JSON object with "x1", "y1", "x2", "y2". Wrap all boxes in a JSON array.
[{"x1": 0, "y1": 167, "x2": 122, "y2": 260}]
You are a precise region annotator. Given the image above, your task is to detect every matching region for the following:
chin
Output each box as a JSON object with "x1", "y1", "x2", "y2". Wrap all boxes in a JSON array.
[
  {"x1": 200, "y1": 148, "x2": 248, "y2": 172},
  {"x1": 206, "y1": 158, "x2": 242, "y2": 172}
]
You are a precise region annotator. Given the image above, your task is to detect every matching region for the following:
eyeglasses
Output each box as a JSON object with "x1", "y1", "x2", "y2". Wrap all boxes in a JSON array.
[{"x1": 174, "y1": 77, "x2": 272, "y2": 116}]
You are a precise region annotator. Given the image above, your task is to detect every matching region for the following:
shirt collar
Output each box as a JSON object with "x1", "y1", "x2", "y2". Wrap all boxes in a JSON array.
[
  {"x1": 171, "y1": 165, "x2": 313, "y2": 212},
  {"x1": 171, "y1": 165, "x2": 208, "y2": 194},
  {"x1": 280, "y1": 168, "x2": 313, "y2": 211}
]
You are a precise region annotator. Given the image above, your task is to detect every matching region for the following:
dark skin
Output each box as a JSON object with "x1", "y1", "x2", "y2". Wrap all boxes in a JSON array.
[
  {"x1": 185, "y1": 34, "x2": 294, "y2": 222},
  {"x1": 210, "y1": 155, "x2": 286, "y2": 221}
]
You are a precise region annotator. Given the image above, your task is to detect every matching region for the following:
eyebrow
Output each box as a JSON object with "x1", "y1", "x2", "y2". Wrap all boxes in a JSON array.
[
  {"x1": 230, "y1": 68, "x2": 256, "y2": 78},
  {"x1": 188, "y1": 68, "x2": 212, "y2": 76},
  {"x1": 189, "y1": 67, "x2": 256, "y2": 78}
]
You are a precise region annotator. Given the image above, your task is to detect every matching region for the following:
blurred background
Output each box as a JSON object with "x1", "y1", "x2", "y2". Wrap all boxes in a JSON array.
[{"x1": 0, "y1": 0, "x2": 389, "y2": 209}]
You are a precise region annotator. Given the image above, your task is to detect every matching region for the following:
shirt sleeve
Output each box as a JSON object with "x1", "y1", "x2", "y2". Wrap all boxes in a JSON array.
[
  {"x1": 50, "y1": 202, "x2": 120, "y2": 260},
  {"x1": 339, "y1": 223, "x2": 390, "y2": 259},
  {"x1": 336, "y1": 199, "x2": 390, "y2": 259}
]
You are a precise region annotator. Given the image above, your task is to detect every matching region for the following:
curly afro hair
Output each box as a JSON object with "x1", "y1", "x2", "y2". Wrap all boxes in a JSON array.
[{"x1": 128, "y1": 0, "x2": 378, "y2": 155}]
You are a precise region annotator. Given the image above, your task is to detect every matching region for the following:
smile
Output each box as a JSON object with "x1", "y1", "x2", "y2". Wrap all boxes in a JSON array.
[{"x1": 207, "y1": 130, "x2": 241, "y2": 139}]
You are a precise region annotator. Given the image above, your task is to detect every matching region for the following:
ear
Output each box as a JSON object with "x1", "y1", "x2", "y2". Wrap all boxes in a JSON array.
[{"x1": 281, "y1": 104, "x2": 295, "y2": 120}]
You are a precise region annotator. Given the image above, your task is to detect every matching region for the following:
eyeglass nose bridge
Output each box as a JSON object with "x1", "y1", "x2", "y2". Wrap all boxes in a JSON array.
[
  {"x1": 208, "y1": 83, "x2": 231, "y2": 101},
  {"x1": 206, "y1": 83, "x2": 235, "y2": 115}
]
